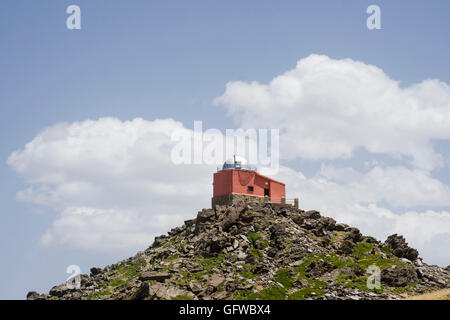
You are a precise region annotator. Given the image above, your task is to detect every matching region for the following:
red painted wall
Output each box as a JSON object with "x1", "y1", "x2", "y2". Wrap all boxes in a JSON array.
[
  {"x1": 213, "y1": 170, "x2": 233, "y2": 196},
  {"x1": 213, "y1": 169, "x2": 285, "y2": 203}
]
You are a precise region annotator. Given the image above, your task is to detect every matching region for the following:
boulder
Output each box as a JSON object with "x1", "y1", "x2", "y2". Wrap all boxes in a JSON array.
[
  {"x1": 134, "y1": 282, "x2": 175, "y2": 300},
  {"x1": 302, "y1": 210, "x2": 321, "y2": 219},
  {"x1": 222, "y1": 207, "x2": 240, "y2": 231},
  {"x1": 166, "y1": 286, "x2": 192, "y2": 299},
  {"x1": 305, "y1": 260, "x2": 336, "y2": 278},
  {"x1": 334, "y1": 223, "x2": 348, "y2": 231},
  {"x1": 320, "y1": 217, "x2": 336, "y2": 231},
  {"x1": 90, "y1": 267, "x2": 102, "y2": 277},
  {"x1": 139, "y1": 271, "x2": 170, "y2": 282},
  {"x1": 151, "y1": 235, "x2": 168, "y2": 248},
  {"x1": 245, "y1": 254, "x2": 260, "y2": 265},
  {"x1": 344, "y1": 227, "x2": 363, "y2": 243},
  {"x1": 133, "y1": 282, "x2": 150, "y2": 300},
  {"x1": 335, "y1": 266, "x2": 365, "y2": 277},
  {"x1": 236, "y1": 251, "x2": 247, "y2": 261},
  {"x1": 189, "y1": 282, "x2": 203, "y2": 294},
  {"x1": 293, "y1": 211, "x2": 322, "y2": 229},
  {"x1": 363, "y1": 236, "x2": 379, "y2": 244},
  {"x1": 168, "y1": 226, "x2": 184, "y2": 236},
  {"x1": 208, "y1": 235, "x2": 227, "y2": 253},
  {"x1": 381, "y1": 266, "x2": 418, "y2": 287},
  {"x1": 49, "y1": 284, "x2": 71, "y2": 297},
  {"x1": 194, "y1": 209, "x2": 215, "y2": 234},
  {"x1": 269, "y1": 222, "x2": 290, "y2": 250},
  {"x1": 184, "y1": 218, "x2": 196, "y2": 227},
  {"x1": 26, "y1": 291, "x2": 41, "y2": 300},
  {"x1": 383, "y1": 234, "x2": 419, "y2": 261},
  {"x1": 302, "y1": 218, "x2": 320, "y2": 230},
  {"x1": 337, "y1": 240, "x2": 355, "y2": 254},
  {"x1": 208, "y1": 274, "x2": 225, "y2": 290}
]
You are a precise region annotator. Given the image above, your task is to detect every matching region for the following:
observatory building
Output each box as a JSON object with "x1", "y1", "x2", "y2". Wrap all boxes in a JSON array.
[{"x1": 212, "y1": 156, "x2": 295, "y2": 208}]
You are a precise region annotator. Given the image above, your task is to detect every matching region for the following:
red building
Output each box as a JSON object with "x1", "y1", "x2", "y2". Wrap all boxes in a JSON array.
[{"x1": 212, "y1": 156, "x2": 286, "y2": 207}]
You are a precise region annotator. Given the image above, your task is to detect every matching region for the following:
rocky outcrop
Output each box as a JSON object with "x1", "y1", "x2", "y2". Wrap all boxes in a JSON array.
[
  {"x1": 381, "y1": 266, "x2": 418, "y2": 287},
  {"x1": 27, "y1": 202, "x2": 449, "y2": 300},
  {"x1": 383, "y1": 234, "x2": 419, "y2": 262},
  {"x1": 305, "y1": 260, "x2": 336, "y2": 278}
]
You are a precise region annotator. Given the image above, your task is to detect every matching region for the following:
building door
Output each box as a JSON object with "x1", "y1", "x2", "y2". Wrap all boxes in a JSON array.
[{"x1": 264, "y1": 188, "x2": 269, "y2": 197}]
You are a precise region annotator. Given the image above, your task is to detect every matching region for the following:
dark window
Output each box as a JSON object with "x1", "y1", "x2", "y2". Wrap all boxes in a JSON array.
[
  {"x1": 264, "y1": 188, "x2": 269, "y2": 197},
  {"x1": 248, "y1": 186, "x2": 254, "y2": 192}
]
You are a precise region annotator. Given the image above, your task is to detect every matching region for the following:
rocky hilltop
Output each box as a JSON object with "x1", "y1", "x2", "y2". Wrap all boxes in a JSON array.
[{"x1": 27, "y1": 202, "x2": 450, "y2": 300}]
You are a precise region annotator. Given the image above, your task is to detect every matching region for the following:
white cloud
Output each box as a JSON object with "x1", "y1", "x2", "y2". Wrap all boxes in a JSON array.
[
  {"x1": 40, "y1": 207, "x2": 186, "y2": 253},
  {"x1": 316, "y1": 165, "x2": 450, "y2": 208},
  {"x1": 215, "y1": 54, "x2": 450, "y2": 170},
  {"x1": 8, "y1": 117, "x2": 214, "y2": 254}
]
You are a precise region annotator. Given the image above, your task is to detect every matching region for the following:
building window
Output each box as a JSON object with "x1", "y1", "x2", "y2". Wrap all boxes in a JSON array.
[{"x1": 248, "y1": 186, "x2": 254, "y2": 192}]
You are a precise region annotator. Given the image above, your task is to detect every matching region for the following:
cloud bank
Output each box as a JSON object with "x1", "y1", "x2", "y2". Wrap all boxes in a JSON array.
[
  {"x1": 215, "y1": 54, "x2": 450, "y2": 171},
  {"x1": 8, "y1": 118, "x2": 213, "y2": 254}
]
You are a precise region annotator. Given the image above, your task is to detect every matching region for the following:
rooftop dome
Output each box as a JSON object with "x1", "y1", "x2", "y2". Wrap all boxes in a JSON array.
[{"x1": 221, "y1": 155, "x2": 256, "y2": 171}]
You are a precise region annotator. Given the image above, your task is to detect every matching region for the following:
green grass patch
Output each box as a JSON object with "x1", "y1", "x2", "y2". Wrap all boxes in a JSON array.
[
  {"x1": 392, "y1": 282, "x2": 416, "y2": 295},
  {"x1": 381, "y1": 246, "x2": 392, "y2": 255},
  {"x1": 116, "y1": 258, "x2": 147, "y2": 279},
  {"x1": 247, "y1": 233, "x2": 262, "y2": 246},
  {"x1": 274, "y1": 268, "x2": 293, "y2": 289},
  {"x1": 300, "y1": 251, "x2": 405, "y2": 273},
  {"x1": 198, "y1": 254, "x2": 225, "y2": 271},
  {"x1": 249, "y1": 249, "x2": 264, "y2": 262},
  {"x1": 247, "y1": 286, "x2": 286, "y2": 300},
  {"x1": 175, "y1": 271, "x2": 202, "y2": 286},
  {"x1": 171, "y1": 294, "x2": 193, "y2": 300},
  {"x1": 260, "y1": 239, "x2": 269, "y2": 249},
  {"x1": 337, "y1": 274, "x2": 383, "y2": 294},
  {"x1": 269, "y1": 256, "x2": 328, "y2": 295},
  {"x1": 394, "y1": 286, "x2": 405, "y2": 294},
  {"x1": 237, "y1": 263, "x2": 256, "y2": 279},
  {"x1": 355, "y1": 254, "x2": 405, "y2": 270},
  {"x1": 353, "y1": 242, "x2": 375, "y2": 258},
  {"x1": 102, "y1": 258, "x2": 147, "y2": 290},
  {"x1": 89, "y1": 290, "x2": 112, "y2": 299},
  {"x1": 233, "y1": 289, "x2": 253, "y2": 300},
  {"x1": 288, "y1": 287, "x2": 324, "y2": 300},
  {"x1": 109, "y1": 278, "x2": 127, "y2": 288}
]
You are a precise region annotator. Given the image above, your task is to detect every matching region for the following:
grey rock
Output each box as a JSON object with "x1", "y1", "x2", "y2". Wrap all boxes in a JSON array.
[
  {"x1": 381, "y1": 266, "x2": 418, "y2": 287},
  {"x1": 49, "y1": 284, "x2": 70, "y2": 297},
  {"x1": 26, "y1": 291, "x2": 41, "y2": 300},
  {"x1": 237, "y1": 251, "x2": 247, "y2": 261},
  {"x1": 384, "y1": 234, "x2": 419, "y2": 261},
  {"x1": 139, "y1": 271, "x2": 170, "y2": 282},
  {"x1": 90, "y1": 267, "x2": 102, "y2": 277}
]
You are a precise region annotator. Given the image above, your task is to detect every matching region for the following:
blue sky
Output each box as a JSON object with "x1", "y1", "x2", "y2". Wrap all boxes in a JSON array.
[{"x1": 1, "y1": 0, "x2": 449, "y2": 299}]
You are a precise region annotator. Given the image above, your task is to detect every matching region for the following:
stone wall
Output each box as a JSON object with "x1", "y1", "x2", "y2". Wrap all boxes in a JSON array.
[{"x1": 212, "y1": 193, "x2": 298, "y2": 209}]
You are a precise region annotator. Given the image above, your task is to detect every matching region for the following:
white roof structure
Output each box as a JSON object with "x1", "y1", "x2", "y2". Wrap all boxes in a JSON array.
[{"x1": 221, "y1": 155, "x2": 257, "y2": 171}]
